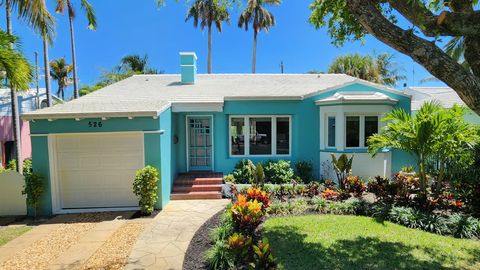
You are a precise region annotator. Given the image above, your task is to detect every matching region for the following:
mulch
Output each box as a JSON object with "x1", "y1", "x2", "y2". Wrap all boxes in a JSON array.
[{"x1": 183, "y1": 210, "x2": 224, "y2": 270}]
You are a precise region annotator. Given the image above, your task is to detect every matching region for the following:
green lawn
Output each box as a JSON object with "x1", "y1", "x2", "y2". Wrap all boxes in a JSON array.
[
  {"x1": 263, "y1": 215, "x2": 480, "y2": 270},
  {"x1": 0, "y1": 226, "x2": 31, "y2": 247}
]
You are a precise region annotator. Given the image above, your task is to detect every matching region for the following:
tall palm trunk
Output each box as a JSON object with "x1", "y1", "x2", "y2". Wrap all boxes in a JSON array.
[
  {"x1": 252, "y1": 30, "x2": 257, "y2": 74},
  {"x1": 68, "y1": 5, "x2": 79, "y2": 99},
  {"x1": 207, "y1": 24, "x2": 212, "y2": 74},
  {"x1": 42, "y1": 32, "x2": 52, "y2": 106},
  {"x1": 5, "y1": 0, "x2": 23, "y2": 173}
]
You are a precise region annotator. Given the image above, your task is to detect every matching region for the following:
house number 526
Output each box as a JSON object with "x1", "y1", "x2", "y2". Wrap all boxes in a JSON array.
[{"x1": 88, "y1": 121, "x2": 103, "y2": 128}]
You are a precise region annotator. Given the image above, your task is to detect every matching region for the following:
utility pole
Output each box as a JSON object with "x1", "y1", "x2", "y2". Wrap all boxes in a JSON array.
[
  {"x1": 279, "y1": 61, "x2": 284, "y2": 74},
  {"x1": 35, "y1": 52, "x2": 40, "y2": 109}
]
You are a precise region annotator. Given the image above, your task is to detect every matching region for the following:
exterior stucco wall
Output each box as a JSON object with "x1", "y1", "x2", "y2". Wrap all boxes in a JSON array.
[
  {"x1": 29, "y1": 117, "x2": 165, "y2": 216},
  {"x1": 172, "y1": 83, "x2": 415, "y2": 179}
]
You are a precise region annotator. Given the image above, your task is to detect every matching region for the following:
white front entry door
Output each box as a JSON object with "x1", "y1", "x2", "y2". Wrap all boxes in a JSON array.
[{"x1": 53, "y1": 133, "x2": 144, "y2": 210}]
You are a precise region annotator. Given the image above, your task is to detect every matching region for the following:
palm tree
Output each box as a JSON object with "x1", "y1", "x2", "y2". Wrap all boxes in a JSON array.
[
  {"x1": 238, "y1": 0, "x2": 280, "y2": 74},
  {"x1": 367, "y1": 102, "x2": 479, "y2": 200},
  {"x1": 50, "y1": 58, "x2": 73, "y2": 100},
  {"x1": 120, "y1": 54, "x2": 155, "y2": 74},
  {"x1": 186, "y1": 0, "x2": 230, "y2": 73},
  {"x1": 55, "y1": 0, "x2": 96, "y2": 100},
  {"x1": 328, "y1": 53, "x2": 405, "y2": 87},
  {"x1": 2, "y1": 0, "x2": 54, "y2": 172},
  {"x1": 0, "y1": 31, "x2": 33, "y2": 90}
]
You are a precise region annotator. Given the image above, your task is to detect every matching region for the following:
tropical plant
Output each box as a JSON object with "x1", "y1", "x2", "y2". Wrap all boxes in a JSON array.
[
  {"x1": 120, "y1": 54, "x2": 158, "y2": 74},
  {"x1": 238, "y1": 0, "x2": 280, "y2": 73},
  {"x1": 49, "y1": 58, "x2": 73, "y2": 100},
  {"x1": 232, "y1": 159, "x2": 256, "y2": 184},
  {"x1": 132, "y1": 166, "x2": 160, "y2": 215},
  {"x1": 55, "y1": 0, "x2": 97, "y2": 99},
  {"x1": 368, "y1": 102, "x2": 479, "y2": 200},
  {"x1": 186, "y1": 0, "x2": 230, "y2": 73},
  {"x1": 255, "y1": 162, "x2": 265, "y2": 185},
  {"x1": 343, "y1": 175, "x2": 366, "y2": 197},
  {"x1": 2, "y1": 0, "x2": 54, "y2": 172},
  {"x1": 22, "y1": 172, "x2": 44, "y2": 218},
  {"x1": 330, "y1": 153, "x2": 353, "y2": 189},
  {"x1": 328, "y1": 53, "x2": 405, "y2": 86},
  {"x1": 263, "y1": 160, "x2": 294, "y2": 184},
  {"x1": 229, "y1": 193, "x2": 265, "y2": 235},
  {"x1": 295, "y1": 161, "x2": 314, "y2": 183}
]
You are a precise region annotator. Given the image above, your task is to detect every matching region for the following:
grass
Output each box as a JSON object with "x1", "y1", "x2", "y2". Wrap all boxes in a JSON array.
[
  {"x1": 0, "y1": 226, "x2": 32, "y2": 247},
  {"x1": 263, "y1": 215, "x2": 480, "y2": 270}
]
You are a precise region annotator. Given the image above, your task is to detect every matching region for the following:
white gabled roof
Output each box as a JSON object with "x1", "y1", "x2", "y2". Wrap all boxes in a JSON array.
[
  {"x1": 22, "y1": 74, "x2": 407, "y2": 120},
  {"x1": 315, "y1": 92, "x2": 398, "y2": 105},
  {"x1": 405, "y1": 87, "x2": 466, "y2": 111}
]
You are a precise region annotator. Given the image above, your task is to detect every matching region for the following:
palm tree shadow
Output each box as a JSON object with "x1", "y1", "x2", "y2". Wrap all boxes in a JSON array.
[{"x1": 263, "y1": 225, "x2": 471, "y2": 270}]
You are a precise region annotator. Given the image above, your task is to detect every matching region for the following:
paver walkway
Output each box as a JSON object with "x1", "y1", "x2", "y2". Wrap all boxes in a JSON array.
[{"x1": 126, "y1": 199, "x2": 229, "y2": 270}]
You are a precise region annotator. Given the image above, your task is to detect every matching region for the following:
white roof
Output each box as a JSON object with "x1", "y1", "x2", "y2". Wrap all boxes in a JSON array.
[
  {"x1": 22, "y1": 74, "x2": 407, "y2": 120},
  {"x1": 405, "y1": 87, "x2": 466, "y2": 110},
  {"x1": 315, "y1": 92, "x2": 398, "y2": 105}
]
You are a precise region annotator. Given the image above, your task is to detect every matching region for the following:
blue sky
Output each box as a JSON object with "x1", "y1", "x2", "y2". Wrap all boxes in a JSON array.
[{"x1": 7, "y1": 0, "x2": 444, "y2": 99}]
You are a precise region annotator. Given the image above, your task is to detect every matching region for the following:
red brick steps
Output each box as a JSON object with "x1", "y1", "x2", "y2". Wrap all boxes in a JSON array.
[{"x1": 171, "y1": 172, "x2": 224, "y2": 200}]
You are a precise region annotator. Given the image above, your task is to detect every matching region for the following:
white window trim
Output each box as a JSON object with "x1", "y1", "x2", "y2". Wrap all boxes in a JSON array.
[
  {"x1": 325, "y1": 114, "x2": 336, "y2": 148},
  {"x1": 344, "y1": 114, "x2": 380, "y2": 149},
  {"x1": 229, "y1": 115, "x2": 292, "y2": 157}
]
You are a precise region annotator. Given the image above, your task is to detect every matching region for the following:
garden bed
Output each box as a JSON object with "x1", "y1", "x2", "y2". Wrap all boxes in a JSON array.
[
  {"x1": 263, "y1": 215, "x2": 480, "y2": 270},
  {"x1": 183, "y1": 210, "x2": 224, "y2": 270}
]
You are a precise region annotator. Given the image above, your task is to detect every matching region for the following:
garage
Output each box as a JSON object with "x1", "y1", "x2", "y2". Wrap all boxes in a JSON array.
[{"x1": 51, "y1": 132, "x2": 144, "y2": 211}]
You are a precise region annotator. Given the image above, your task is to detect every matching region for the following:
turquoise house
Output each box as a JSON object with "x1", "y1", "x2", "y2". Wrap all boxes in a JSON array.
[{"x1": 23, "y1": 52, "x2": 414, "y2": 216}]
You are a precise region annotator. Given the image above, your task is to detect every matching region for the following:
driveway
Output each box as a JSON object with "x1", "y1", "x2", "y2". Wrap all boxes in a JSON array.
[
  {"x1": 0, "y1": 211, "x2": 146, "y2": 270},
  {"x1": 126, "y1": 199, "x2": 229, "y2": 270}
]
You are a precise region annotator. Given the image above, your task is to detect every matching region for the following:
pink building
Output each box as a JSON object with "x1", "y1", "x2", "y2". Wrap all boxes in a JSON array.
[{"x1": 0, "y1": 89, "x2": 48, "y2": 167}]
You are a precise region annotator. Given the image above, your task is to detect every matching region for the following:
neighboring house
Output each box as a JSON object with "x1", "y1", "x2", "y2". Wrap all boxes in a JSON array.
[
  {"x1": 23, "y1": 52, "x2": 415, "y2": 216},
  {"x1": 0, "y1": 88, "x2": 47, "y2": 168},
  {"x1": 405, "y1": 87, "x2": 480, "y2": 124}
]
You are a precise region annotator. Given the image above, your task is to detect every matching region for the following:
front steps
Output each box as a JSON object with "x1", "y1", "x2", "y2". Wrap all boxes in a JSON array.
[{"x1": 171, "y1": 172, "x2": 224, "y2": 200}]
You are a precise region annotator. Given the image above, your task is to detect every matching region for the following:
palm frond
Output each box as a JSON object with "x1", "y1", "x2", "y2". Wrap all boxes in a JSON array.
[
  {"x1": 12, "y1": 0, "x2": 56, "y2": 44},
  {"x1": 0, "y1": 30, "x2": 33, "y2": 90},
  {"x1": 80, "y1": 0, "x2": 96, "y2": 30}
]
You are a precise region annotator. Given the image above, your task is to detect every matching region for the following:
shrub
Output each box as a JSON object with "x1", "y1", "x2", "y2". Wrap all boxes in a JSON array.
[
  {"x1": 252, "y1": 240, "x2": 277, "y2": 270},
  {"x1": 343, "y1": 175, "x2": 366, "y2": 197},
  {"x1": 268, "y1": 201, "x2": 289, "y2": 216},
  {"x1": 401, "y1": 165, "x2": 415, "y2": 173},
  {"x1": 223, "y1": 174, "x2": 235, "y2": 183},
  {"x1": 388, "y1": 206, "x2": 422, "y2": 229},
  {"x1": 232, "y1": 159, "x2": 256, "y2": 184},
  {"x1": 447, "y1": 214, "x2": 480, "y2": 239},
  {"x1": 22, "y1": 159, "x2": 32, "y2": 175},
  {"x1": 264, "y1": 160, "x2": 294, "y2": 184},
  {"x1": 322, "y1": 179, "x2": 336, "y2": 189},
  {"x1": 321, "y1": 188, "x2": 339, "y2": 200},
  {"x1": 305, "y1": 182, "x2": 320, "y2": 198},
  {"x1": 419, "y1": 214, "x2": 449, "y2": 235},
  {"x1": 295, "y1": 161, "x2": 314, "y2": 183},
  {"x1": 230, "y1": 194, "x2": 265, "y2": 235},
  {"x1": 132, "y1": 166, "x2": 160, "y2": 215},
  {"x1": 331, "y1": 154, "x2": 353, "y2": 189},
  {"x1": 311, "y1": 197, "x2": 328, "y2": 213},
  {"x1": 22, "y1": 172, "x2": 44, "y2": 217},
  {"x1": 392, "y1": 173, "x2": 419, "y2": 202},
  {"x1": 255, "y1": 163, "x2": 265, "y2": 185},
  {"x1": 245, "y1": 187, "x2": 271, "y2": 210},
  {"x1": 367, "y1": 176, "x2": 397, "y2": 201}
]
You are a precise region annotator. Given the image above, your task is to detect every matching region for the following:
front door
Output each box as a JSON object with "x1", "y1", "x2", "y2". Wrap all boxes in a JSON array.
[{"x1": 187, "y1": 116, "x2": 213, "y2": 171}]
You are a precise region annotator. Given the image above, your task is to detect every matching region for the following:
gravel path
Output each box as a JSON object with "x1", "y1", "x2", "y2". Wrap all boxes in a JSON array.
[
  {"x1": 80, "y1": 222, "x2": 145, "y2": 270},
  {"x1": 1, "y1": 213, "x2": 117, "y2": 270}
]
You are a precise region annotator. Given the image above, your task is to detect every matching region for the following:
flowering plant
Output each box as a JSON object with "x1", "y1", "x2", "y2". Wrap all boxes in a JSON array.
[{"x1": 343, "y1": 175, "x2": 366, "y2": 197}]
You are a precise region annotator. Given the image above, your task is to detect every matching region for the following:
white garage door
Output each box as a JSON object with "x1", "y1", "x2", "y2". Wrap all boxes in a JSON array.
[{"x1": 54, "y1": 133, "x2": 144, "y2": 209}]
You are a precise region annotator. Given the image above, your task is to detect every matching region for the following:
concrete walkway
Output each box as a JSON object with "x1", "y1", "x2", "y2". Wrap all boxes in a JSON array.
[{"x1": 126, "y1": 199, "x2": 229, "y2": 270}]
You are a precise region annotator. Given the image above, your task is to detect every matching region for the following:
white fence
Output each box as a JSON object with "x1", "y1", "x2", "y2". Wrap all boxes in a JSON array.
[{"x1": 0, "y1": 171, "x2": 26, "y2": 216}]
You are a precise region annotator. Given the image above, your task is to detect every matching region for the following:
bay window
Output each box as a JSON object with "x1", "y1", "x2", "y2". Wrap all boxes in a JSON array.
[{"x1": 230, "y1": 116, "x2": 291, "y2": 156}]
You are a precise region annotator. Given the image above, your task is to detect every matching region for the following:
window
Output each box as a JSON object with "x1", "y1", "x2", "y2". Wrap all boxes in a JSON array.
[
  {"x1": 250, "y1": 118, "x2": 272, "y2": 155},
  {"x1": 346, "y1": 116, "x2": 360, "y2": 147},
  {"x1": 327, "y1": 116, "x2": 336, "y2": 147},
  {"x1": 229, "y1": 116, "x2": 291, "y2": 156},
  {"x1": 364, "y1": 116, "x2": 379, "y2": 146},
  {"x1": 276, "y1": 117, "x2": 290, "y2": 155},
  {"x1": 230, "y1": 118, "x2": 245, "y2": 155}
]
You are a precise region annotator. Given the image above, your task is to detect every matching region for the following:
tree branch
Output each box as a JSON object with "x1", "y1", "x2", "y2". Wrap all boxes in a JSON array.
[
  {"x1": 387, "y1": 0, "x2": 480, "y2": 37},
  {"x1": 345, "y1": 0, "x2": 480, "y2": 114}
]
